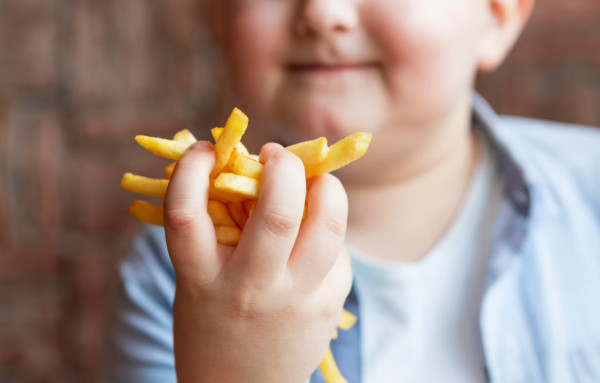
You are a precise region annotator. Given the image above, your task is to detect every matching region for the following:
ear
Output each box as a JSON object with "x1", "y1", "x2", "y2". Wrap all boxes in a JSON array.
[
  {"x1": 477, "y1": 0, "x2": 535, "y2": 72},
  {"x1": 206, "y1": 0, "x2": 225, "y2": 43}
]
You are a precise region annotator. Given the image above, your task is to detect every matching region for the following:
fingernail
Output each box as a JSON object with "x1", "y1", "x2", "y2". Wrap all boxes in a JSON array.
[
  {"x1": 265, "y1": 142, "x2": 284, "y2": 151},
  {"x1": 259, "y1": 142, "x2": 283, "y2": 162},
  {"x1": 189, "y1": 141, "x2": 213, "y2": 152},
  {"x1": 261, "y1": 142, "x2": 284, "y2": 155}
]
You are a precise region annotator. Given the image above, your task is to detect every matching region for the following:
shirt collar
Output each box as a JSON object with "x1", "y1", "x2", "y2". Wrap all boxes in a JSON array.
[{"x1": 472, "y1": 93, "x2": 532, "y2": 219}]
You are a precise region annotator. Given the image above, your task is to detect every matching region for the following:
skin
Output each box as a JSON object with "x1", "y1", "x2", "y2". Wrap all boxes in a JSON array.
[{"x1": 164, "y1": 0, "x2": 534, "y2": 381}]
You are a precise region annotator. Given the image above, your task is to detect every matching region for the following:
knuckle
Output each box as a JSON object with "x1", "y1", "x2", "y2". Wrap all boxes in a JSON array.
[
  {"x1": 226, "y1": 289, "x2": 263, "y2": 320},
  {"x1": 338, "y1": 253, "x2": 353, "y2": 288},
  {"x1": 261, "y1": 208, "x2": 300, "y2": 238},
  {"x1": 341, "y1": 266, "x2": 353, "y2": 295},
  {"x1": 164, "y1": 207, "x2": 195, "y2": 229},
  {"x1": 325, "y1": 251, "x2": 353, "y2": 298},
  {"x1": 322, "y1": 215, "x2": 347, "y2": 239},
  {"x1": 322, "y1": 300, "x2": 344, "y2": 325}
]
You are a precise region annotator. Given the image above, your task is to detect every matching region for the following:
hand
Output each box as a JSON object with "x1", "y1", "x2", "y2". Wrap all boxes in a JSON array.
[{"x1": 164, "y1": 141, "x2": 353, "y2": 383}]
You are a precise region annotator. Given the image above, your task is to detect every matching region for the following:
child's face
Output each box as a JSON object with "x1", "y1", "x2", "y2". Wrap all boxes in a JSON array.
[{"x1": 215, "y1": 0, "x2": 501, "y2": 144}]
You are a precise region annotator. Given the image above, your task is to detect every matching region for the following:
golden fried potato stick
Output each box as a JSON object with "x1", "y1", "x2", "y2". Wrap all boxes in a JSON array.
[
  {"x1": 209, "y1": 181, "x2": 248, "y2": 203},
  {"x1": 210, "y1": 127, "x2": 222, "y2": 140},
  {"x1": 207, "y1": 200, "x2": 237, "y2": 227},
  {"x1": 305, "y1": 133, "x2": 372, "y2": 179},
  {"x1": 319, "y1": 309, "x2": 357, "y2": 381},
  {"x1": 231, "y1": 149, "x2": 263, "y2": 180},
  {"x1": 227, "y1": 201, "x2": 248, "y2": 229},
  {"x1": 286, "y1": 137, "x2": 329, "y2": 165},
  {"x1": 215, "y1": 225, "x2": 242, "y2": 246},
  {"x1": 173, "y1": 129, "x2": 197, "y2": 145},
  {"x1": 129, "y1": 200, "x2": 164, "y2": 226},
  {"x1": 319, "y1": 347, "x2": 348, "y2": 383},
  {"x1": 135, "y1": 136, "x2": 190, "y2": 161},
  {"x1": 243, "y1": 200, "x2": 257, "y2": 217},
  {"x1": 338, "y1": 309, "x2": 357, "y2": 330},
  {"x1": 121, "y1": 173, "x2": 169, "y2": 199},
  {"x1": 163, "y1": 130, "x2": 196, "y2": 179},
  {"x1": 211, "y1": 109, "x2": 249, "y2": 177},
  {"x1": 224, "y1": 148, "x2": 239, "y2": 174},
  {"x1": 214, "y1": 173, "x2": 260, "y2": 199},
  {"x1": 211, "y1": 127, "x2": 250, "y2": 155},
  {"x1": 165, "y1": 162, "x2": 176, "y2": 179}
]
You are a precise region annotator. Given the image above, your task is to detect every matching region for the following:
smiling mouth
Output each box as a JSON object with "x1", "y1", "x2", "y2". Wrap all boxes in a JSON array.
[{"x1": 287, "y1": 62, "x2": 378, "y2": 75}]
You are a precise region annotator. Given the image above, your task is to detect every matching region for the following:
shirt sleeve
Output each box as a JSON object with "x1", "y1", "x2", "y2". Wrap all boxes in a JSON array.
[{"x1": 103, "y1": 225, "x2": 177, "y2": 383}]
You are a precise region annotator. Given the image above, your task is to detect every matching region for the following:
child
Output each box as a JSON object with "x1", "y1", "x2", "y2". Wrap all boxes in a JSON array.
[{"x1": 105, "y1": 0, "x2": 600, "y2": 382}]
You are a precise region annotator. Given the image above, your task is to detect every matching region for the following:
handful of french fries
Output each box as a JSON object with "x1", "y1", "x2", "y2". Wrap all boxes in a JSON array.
[{"x1": 120, "y1": 107, "x2": 370, "y2": 382}]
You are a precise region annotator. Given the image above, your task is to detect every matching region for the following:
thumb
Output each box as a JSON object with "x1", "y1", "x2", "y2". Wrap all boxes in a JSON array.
[{"x1": 164, "y1": 141, "x2": 219, "y2": 285}]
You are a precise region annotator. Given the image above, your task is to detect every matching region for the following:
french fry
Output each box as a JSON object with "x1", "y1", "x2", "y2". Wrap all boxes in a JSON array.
[
  {"x1": 173, "y1": 129, "x2": 197, "y2": 145},
  {"x1": 121, "y1": 173, "x2": 169, "y2": 199},
  {"x1": 232, "y1": 150, "x2": 263, "y2": 180},
  {"x1": 129, "y1": 200, "x2": 164, "y2": 226},
  {"x1": 135, "y1": 135, "x2": 190, "y2": 160},
  {"x1": 319, "y1": 311, "x2": 357, "y2": 383},
  {"x1": 224, "y1": 147, "x2": 239, "y2": 173},
  {"x1": 207, "y1": 200, "x2": 237, "y2": 227},
  {"x1": 210, "y1": 127, "x2": 222, "y2": 141},
  {"x1": 214, "y1": 173, "x2": 260, "y2": 199},
  {"x1": 211, "y1": 127, "x2": 250, "y2": 155},
  {"x1": 305, "y1": 133, "x2": 372, "y2": 179},
  {"x1": 209, "y1": 181, "x2": 248, "y2": 203},
  {"x1": 319, "y1": 347, "x2": 348, "y2": 383},
  {"x1": 338, "y1": 310, "x2": 357, "y2": 330},
  {"x1": 211, "y1": 110, "x2": 249, "y2": 178},
  {"x1": 215, "y1": 225, "x2": 242, "y2": 246},
  {"x1": 286, "y1": 137, "x2": 329, "y2": 165},
  {"x1": 228, "y1": 201, "x2": 248, "y2": 229},
  {"x1": 243, "y1": 200, "x2": 257, "y2": 217},
  {"x1": 165, "y1": 162, "x2": 177, "y2": 179}
]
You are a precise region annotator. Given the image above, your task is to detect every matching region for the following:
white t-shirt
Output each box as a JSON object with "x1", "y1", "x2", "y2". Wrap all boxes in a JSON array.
[{"x1": 350, "y1": 143, "x2": 503, "y2": 383}]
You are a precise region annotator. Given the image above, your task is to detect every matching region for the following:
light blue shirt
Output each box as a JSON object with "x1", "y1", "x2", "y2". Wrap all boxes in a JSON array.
[{"x1": 104, "y1": 94, "x2": 600, "y2": 383}]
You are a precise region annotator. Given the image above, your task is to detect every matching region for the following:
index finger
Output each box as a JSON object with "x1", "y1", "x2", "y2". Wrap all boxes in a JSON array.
[{"x1": 227, "y1": 143, "x2": 306, "y2": 285}]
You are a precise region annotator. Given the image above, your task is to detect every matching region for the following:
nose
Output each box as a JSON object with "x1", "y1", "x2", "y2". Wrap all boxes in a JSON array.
[{"x1": 295, "y1": 0, "x2": 359, "y2": 38}]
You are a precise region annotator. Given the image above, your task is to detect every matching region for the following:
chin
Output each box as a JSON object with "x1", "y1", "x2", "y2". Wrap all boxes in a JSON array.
[{"x1": 274, "y1": 99, "x2": 383, "y2": 144}]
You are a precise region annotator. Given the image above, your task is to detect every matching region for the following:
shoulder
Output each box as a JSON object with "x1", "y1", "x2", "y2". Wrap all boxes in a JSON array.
[
  {"x1": 496, "y1": 115, "x2": 600, "y2": 157},
  {"x1": 491, "y1": 116, "x2": 600, "y2": 214},
  {"x1": 118, "y1": 224, "x2": 175, "y2": 313},
  {"x1": 485, "y1": 118, "x2": 600, "y2": 351}
]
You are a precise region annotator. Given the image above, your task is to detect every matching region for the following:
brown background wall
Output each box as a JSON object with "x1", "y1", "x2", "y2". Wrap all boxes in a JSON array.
[{"x1": 0, "y1": 1, "x2": 598, "y2": 382}]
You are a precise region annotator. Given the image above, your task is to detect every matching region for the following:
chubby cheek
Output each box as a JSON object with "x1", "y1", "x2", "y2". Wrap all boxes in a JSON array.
[
  {"x1": 363, "y1": 0, "x2": 484, "y2": 125},
  {"x1": 225, "y1": 3, "x2": 289, "y2": 117}
]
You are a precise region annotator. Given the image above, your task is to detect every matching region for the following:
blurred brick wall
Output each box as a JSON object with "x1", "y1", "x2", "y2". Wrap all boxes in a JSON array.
[
  {"x1": 0, "y1": 1, "x2": 220, "y2": 382},
  {"x1": 0, "y1": 1, "x2": 598, "y2": 382}
]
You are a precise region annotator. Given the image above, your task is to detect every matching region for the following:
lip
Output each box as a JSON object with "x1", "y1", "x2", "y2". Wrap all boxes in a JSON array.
[{"x1": 286, "y1": 62, "x2": 378, "y2": 75}]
